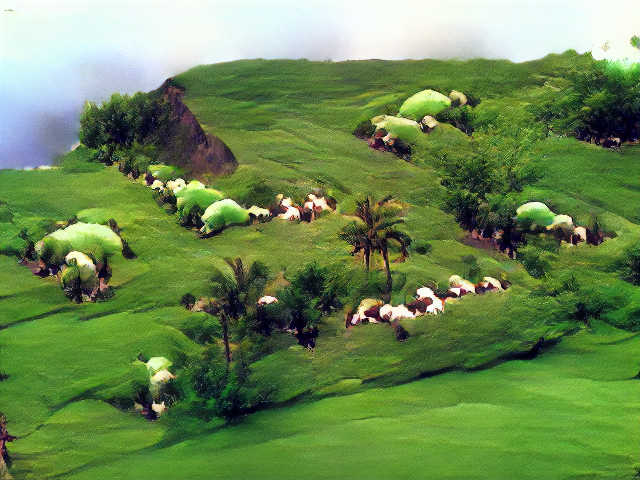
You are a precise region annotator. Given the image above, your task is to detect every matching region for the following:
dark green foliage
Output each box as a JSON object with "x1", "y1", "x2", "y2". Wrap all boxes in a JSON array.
[
  {"x1": 180, "y1": 293, "x2": 196, "y2": 310},
  {"x1": 443, "y1": 189, "x2": 480, "y2": 231},
  {"x1": 209, "y1": 258, "x2": 269, "y2": 364},
  {"x1": 618, "y1": 243, "x2": 640, "y2": 286},
  {"x1": 465, "y1": 92, "x2": 481, "y2": 108},
  {"x1": 413, "y1": 241, "x2": 432, "y2": 255},
  {"x1": 530, "y1": 58, "x2": 640, "y2": 142},
  {"x1": 518, "y1": 245, "x2": 554, "y2": 279},
  {"x1": 79, "y1": 92, "x2": 171, "y2": 164},
  {"x1": 278, "y1": 286, "x2": 321, "y2": 334},
  {"x1": 338, "y1": 196, "x2": 411, "y2": 295},
  {"x1": 55, "y1": 146, "x2": 104, "y2": 173},
  {"x1": 435, "y1": 105, "x2": 475, "y2": 135},
  {"x1": 234, "y1": 180, "x2": 277, "y2": 208},
  {"x1": 353, "y1": 120, "x2": 376, "y2": 139},
  {"x1": 274, "y1": 262, "x2": 347, "y2": 345},
  {"x1": 461, "y1": 255, "x2": 481, "y2": 283},
  {"x1": 290, "y1": 262, "x2": 328, "y2": 298}
]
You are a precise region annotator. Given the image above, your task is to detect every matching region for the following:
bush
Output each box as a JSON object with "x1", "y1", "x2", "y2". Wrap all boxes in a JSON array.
[
  {"x1": 618, "y1": 243, "x2": 640, "y2": 286},
  {"x1": 518, "y1": 245, "x2": 554, "y2": 279},
  {"x1": 353, "y1": 120, "x2": 376, "y2": 139}
]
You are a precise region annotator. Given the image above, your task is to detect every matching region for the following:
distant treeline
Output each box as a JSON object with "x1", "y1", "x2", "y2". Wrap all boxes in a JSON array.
[
  {"x1": 528, "y1": 59, "x2": 640, "y2": 143},
  {"x1": 80, "y1": 88, "x2": 171, "y2": 164}
]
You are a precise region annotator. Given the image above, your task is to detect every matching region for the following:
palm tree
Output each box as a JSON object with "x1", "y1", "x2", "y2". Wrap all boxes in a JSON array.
[
  {"x1": 338, "y1": 196, "x2": 411, "y2": 295},
  {"x1": 207, "y1": 258, "x2": 268, "y2": 365}
]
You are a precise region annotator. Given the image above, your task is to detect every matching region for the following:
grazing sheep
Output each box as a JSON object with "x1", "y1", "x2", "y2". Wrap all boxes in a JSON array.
[
  {"x1": 447, "y1": 287, "x2": 463, "y2": 298},
  {"x1": 449, "y1": 275, "x2": 476, "y2": 294},
  {"x1": 312, "y1": 195, "x2": 331, "y2": 212},
  {"x1": 350, "y1": 313, "x2": 362, "y2": 325},
  {"x1": 479, "y1": 276, "x2": 503, "y2": 291},
  {"x1": 363, "y1": 304, "x2": 383, "y2": 322},
  {"x1": 151, "y1": 369, "x2": 175, "y2": 383},
  {"x1": 258, "y1": 295, "x2": 278, "y2": 305},
  {"x1": 268, "y1": 203, "x2": 288, "y2": 217},
  {"x1": 298, "y1": 206, "x2": 313, "y2": 222},
  {"x1": 150, "y1": 180, "x2": 165, "y2": 191},
  {"x1": 388, "y1": 305, "x2": 415, "y2": 321},
  {"x1": 357, "y1": 298, "x2": 384, "y2": 323},
  {"x1": 406, "y1": 298, "x2": 432, "y2": 315},
  {"x1": 426, "y1": 297, "x2": 444, "y2": 314},
  {"x1": 379, "y1": 304, "x2": 394, "y2": 321},
  {"x1": 278, "y1": 206, "x2": 300, "y2": 221},
  {"x1": 573, "y1": 226, "x2": 587, "y2": 243},
  {"x1": 247, "y1": 206, "x2": 271, "y2": 221},
  {"x1": 166, "y1": 178, "x2": 187, "y2": 192},
  {"x1": 416, "y1": 287, "x2": 436, "y2": 300}
]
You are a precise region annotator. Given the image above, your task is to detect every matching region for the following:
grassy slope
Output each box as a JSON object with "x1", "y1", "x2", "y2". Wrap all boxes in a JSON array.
[
  {"x1": 1, "y1": 52, "x2": 638, "y2": 478},
  {"x1": 14, "y1": 326, "x2": 636, "y2": 480}
]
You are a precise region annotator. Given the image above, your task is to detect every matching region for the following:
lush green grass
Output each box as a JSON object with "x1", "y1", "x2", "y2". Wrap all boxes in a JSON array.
[
  {"x1": 528, "y1": 138, "x2": 640, "y2": 224},
  {"x1": 1, "y1": 52, "x2": 638, "y2": 479},
  {"x1": 9, "y1": 327, "x2": 634, "y2": 480}
]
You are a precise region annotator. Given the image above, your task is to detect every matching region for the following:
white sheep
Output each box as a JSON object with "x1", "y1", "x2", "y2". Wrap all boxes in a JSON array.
[
  {"x1": 151, "y1": 401, "x2": 166, "y2": 414},
  {"x1": 389, "y1": 305, "x2": 415, "y2": 320},
  {"x1": 573, "y1": 226, "x2": 587, "y2": 242},
  {"x1": 278, "y1": 206, "x2": 300, "y2": 221},
  {"x1": 416, "y1": 287, "x2": 436, "y2": 300},
  {"x1": 258, "y1": 295, "x2": 278, "y2": 305},
  {"x1": 150, "y1": 180, "x2": 165, "y2": 191},
  {"x1": 449, "y1": 275, "x2": 476, "y2": 294},
  {"x1": 308, "y1": 194, "x2": 331, "y2": 211},
  {"x1": 426, "y1": 297, "x2": 444, "y2": 314},
  {"x1": 151, "y1": 369, "x2": 175, "y2": 383},
  {"x1": 247, "y1": 206, "x2": 271, "y2": 219},
  {"x1": 379, "y1": 304, "x2": 393, "y2": 320},
  {"x1": 480, "y1": 276, "x2": 503, "y2": 291},
  {"x1": 65, "y1": 251, "x2": 96, "y2": 271},
  {"x1": 166, "y1": 178, "x2": 186, "y2": 193}
]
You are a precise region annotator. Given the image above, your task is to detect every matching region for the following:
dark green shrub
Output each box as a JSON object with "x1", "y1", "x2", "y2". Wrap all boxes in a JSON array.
[
  {"x1": 519, "y1": 245, "x2": 554, "y2": 279},
  {"x1": 619, "y1": 243, "x2": 640, "y2": 286}
]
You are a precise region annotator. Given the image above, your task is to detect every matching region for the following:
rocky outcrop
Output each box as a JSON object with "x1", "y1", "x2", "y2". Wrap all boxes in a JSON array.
[{"x1": 155, "y1": 79, "x2": 238, "y2": 177}]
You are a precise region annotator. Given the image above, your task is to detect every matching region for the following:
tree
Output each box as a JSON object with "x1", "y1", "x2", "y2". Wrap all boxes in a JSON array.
[
  {"x1": 338, "y1": 196, "x2": 411, "y2": 295},
  {"x1": 207, "y1": 258, "x2": 268, "y2": 365}
]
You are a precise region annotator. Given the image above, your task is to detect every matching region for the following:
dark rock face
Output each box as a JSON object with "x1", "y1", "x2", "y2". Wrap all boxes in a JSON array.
[{"x1": 156, "y1": 79, "x2": 238, "y2": 177}]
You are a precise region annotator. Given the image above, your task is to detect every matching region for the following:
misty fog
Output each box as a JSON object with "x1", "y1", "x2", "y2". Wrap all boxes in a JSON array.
[{"x1": 1, "y1": 0, "x2": 638, "y2": 169}]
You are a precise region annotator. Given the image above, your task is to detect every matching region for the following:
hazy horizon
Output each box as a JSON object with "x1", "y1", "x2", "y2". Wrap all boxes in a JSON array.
[{"x1": 1, "y1": 0, "x2": 639, "y2": 169}]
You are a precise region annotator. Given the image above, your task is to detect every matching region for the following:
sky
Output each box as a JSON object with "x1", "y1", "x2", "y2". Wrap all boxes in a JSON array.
[{"x1": 1, "y1": 0, "x2": 639, "y2": 169}]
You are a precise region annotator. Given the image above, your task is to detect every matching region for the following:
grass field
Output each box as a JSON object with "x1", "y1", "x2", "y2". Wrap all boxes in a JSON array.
[
  {"x1": 9, "y1": 326, "x2": 638, "y2": 480},
  {"x1": 1, "y1": 52, "x2": 638, "y2": 479}
]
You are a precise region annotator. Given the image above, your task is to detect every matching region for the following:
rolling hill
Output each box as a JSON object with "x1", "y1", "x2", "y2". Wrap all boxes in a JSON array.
[{"x1": 0, "y1": 51, "x2": 638, "y2": 479}]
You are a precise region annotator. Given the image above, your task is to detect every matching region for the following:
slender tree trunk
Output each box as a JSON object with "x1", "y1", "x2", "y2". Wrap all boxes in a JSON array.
[
  {"x1": 381, "y1": 242, "x2": 392, "y2": 299},
  {"x1": 221, "y1": 313, "x2": 231, "y2": 366},
  {"x1": 364, "y1": 244, "x2": 371, "y2": 285}
]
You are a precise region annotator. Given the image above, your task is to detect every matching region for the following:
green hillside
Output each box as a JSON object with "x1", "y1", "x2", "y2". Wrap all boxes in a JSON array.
[{"x1": 0, "y1": 52, "x2": 638, "y2": 479}]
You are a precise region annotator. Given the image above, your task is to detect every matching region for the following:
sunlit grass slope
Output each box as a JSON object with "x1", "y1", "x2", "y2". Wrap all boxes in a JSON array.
[
  {"x1": 13, "y1": 327, "x2": 633, "y2": 480},
  {"x1": 1, "y1": 51, "x2": 638, "y2": 479}
]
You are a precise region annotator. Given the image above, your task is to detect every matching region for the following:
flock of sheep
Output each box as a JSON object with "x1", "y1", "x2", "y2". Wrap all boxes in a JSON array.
[
  {"x1": 346, "y1": 275, "x2": 507, "y2": 327},
  {"x1": 146, "y1": 174, "x2": 337, "y2": 232}
]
